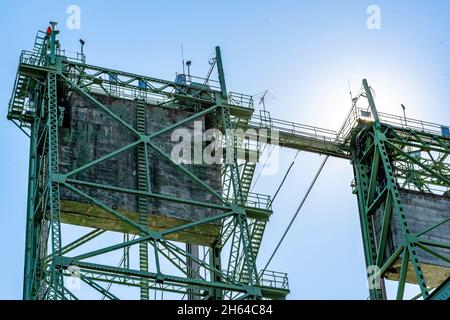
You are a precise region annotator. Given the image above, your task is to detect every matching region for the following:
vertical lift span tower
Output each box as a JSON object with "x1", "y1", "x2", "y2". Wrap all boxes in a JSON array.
[
  {"x1": 8, "y1": 24, "x2": 288, "y2": 300},
  {"x1": 6, "y1": 24, "x2": 450, "y2": 300}
]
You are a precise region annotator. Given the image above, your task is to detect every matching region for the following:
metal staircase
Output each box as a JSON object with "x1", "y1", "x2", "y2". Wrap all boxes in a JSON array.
[
  {"x1": 222, "y1": 103, "x2": 261, "y2": 297},
  {"x1": 8, "y1": 74, "x2": 31, "y2": 122},
  {"x1": 238, "y1": 214, "x2": 258, "y2": 284},
  {"x1": 221, "y1": 106, "x2": 244, "y2": 204},
  {"x1": 240, "y1": 162, "x2": 256, "y2": 201},
  {"x1": 221, "y1": 102, "x2": 274, "y2": 291},
  {"x1": 226, "y1": 214, "x2": 259, "y2": 299},
  {"x1": 239, "y1": 160, "x2": 268, "y2": 283},
  {"x1": 248, "y1": 219, "x2": 266, "y2": 261},
  {"x1": 8, "y1": 31, "x2": 48, "y2": 127},
  {"x1": 238, "y1": 211, "x2": 269, "y2": 285}
]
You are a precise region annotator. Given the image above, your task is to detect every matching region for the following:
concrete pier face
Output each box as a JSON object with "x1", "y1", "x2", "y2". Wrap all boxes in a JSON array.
[
  {"x1": 374, "y1": 189, "x2": 450, "y2": 288},
  {"x1": 58, "y1": 92, "x2": 222, "y2": 245}
]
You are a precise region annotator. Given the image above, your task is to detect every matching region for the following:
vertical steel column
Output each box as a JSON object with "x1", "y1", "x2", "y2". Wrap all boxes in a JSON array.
[
  {"x1": 352, "y1": 159, "x2": 385, "y2": 300},
  {"x1": 23, "y1": 121, "x2": 37, "y2": 299},
  {"x1": 209, "y1": 245, "x2": 223, "y2": 299},
  {"x1": 353, "y1": 79, "x2": 430, "y2": 300},
  {"x1": 186, "y1": 243, "x2": 201, "y2": 300},
  {"x1": 47, "y1": 71, "x2": 64, "y2": 299},
  {"x1": 216, "y1": 46, "x2": 259, "y2": 299},
  {"x1": 215, "y1": 46, "x2": 227, "y2": 99}
]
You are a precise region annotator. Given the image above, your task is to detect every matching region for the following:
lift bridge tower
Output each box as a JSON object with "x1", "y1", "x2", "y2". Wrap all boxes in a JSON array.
[{"x1": 6, "y1": 24, "x2": 450, "y2": 300}]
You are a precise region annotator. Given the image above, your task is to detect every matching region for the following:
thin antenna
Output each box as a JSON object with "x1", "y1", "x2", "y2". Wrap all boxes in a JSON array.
[
  {"x1": 259, "y1": 90, "x2": 269, "y2": 112},
  {"x1": 347, "y1": 79, "x2": 355, "y2": 106},
  {"x1": 204, "y1": 57, "x2": 217, "y2": 85},
  {"x1": 181, "y1": 44, "x2": 185, "y2": 75}
]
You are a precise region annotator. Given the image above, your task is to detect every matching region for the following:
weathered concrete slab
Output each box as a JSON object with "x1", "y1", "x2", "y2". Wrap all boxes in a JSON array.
[
  {"x1": 58, "y1": 92, "x2": 223, "y2": 245},
  {"x1": 374, "y1": 189, "x2": 450, "y2": 288}
]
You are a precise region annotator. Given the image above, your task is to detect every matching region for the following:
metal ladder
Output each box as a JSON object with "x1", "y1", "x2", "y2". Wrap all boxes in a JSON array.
[
  {"x1": 136, "y1": 100, "x2": 149, "y2": 300},
  {"x1": 46, "y1": 72, "x2": 64, "y2": 300},
  {"x1": 33, "y1": 32, "x2": 46, "y2": 53},
  {"x1": 33, "y1": 31, "x2": 46, "y2": 55},
  {"x1": 33, "y1": 31, "x2": 48, "y2": 65}
]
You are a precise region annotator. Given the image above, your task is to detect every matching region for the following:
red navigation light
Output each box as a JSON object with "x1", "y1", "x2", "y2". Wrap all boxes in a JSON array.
[{"x1": 47, "y1": 26, "x2": 52, "y2": 35}]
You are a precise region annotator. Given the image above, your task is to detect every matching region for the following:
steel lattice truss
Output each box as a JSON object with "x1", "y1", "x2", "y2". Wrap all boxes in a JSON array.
[
  {"x1": 7, "y1": 26, "x2": 449, "y2": 300},
  {"x1": 10, "y1": 27, "x2": 288, "y2": 301},
  {"x1": 348, "y1": 81, "x2": 449, "y2": 300}
]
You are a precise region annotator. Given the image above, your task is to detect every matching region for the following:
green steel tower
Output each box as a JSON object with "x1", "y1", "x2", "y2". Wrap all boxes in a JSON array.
[
  {"x1": 8, "y1": 24, "x2": 288, "y2": 300},
  {"x1": 6, "y1": 24, "x2": 450, "y2": 300}
]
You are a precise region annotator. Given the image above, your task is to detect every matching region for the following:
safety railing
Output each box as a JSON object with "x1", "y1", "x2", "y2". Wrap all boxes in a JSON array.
[
  {"x1": 81, "y1": 82, "x2": 167, "y2": 105},
  {"x1": 337, "y1": 106, "x2": 374, "y2": 142},
  {"x1": 337, "y1": 106, "x2": 450, "y2": 141},
  {"x1": 249, "y1": 114, "x2": 342, "y2": 144},
  {"x1": 246, "y1": 192, "x2": 272, "y2": 210},
  {"x1": 241, "y1": 136, "x2": 260, "y2": 151},
  {"x1": 18, "y1": 30, "x2": 49, "y2": 67},
  {"x1": 378, "y1": 110, "x2": 449, "y2": 137},
  {"x1": 56, "y1": 48, "x2": 86, "y2": 64},
  {"x1": 258, "y1": 270, "x2": 289, "y2": 290},
  {"x1": 64, "y1": 67, "x2": 187, "y2": 106},
  {"x1": 20, "y1": 50, "x2": 45, "y2": 67},
  {"x1": 175, "y1": 73, "x2": 221, "y2": 91},
  {"x1": 20, "y1": 49, "x2": 85, "y2": 69},
  {"x1": 228, "y1": 92, "x2": 254, "y2": 109},
  {"x1": 62, "y1": 65, "x2": 221, "y2": 107}
]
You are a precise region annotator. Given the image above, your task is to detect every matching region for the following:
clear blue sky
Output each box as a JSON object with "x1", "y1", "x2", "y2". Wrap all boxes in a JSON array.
[{"x1": 0, "y1": 0, "x2": 449, "y2": 299}]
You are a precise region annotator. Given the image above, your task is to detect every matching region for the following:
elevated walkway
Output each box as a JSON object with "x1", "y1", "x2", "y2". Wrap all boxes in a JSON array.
[
  {"x1": 247, "y1": 114, "x2": 349, "y2": 159},
  {"x1": 238, "y1": 107, "x2": 449, "y2": 160}
]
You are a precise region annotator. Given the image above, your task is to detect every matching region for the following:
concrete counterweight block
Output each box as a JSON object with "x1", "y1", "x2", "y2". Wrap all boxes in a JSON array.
[
  {"x1": 58, "y1": 92, "x2": 222, "y2": 246},
  {"x1": 374, "y1": 189, "x2": 450, "y2": 288}
]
